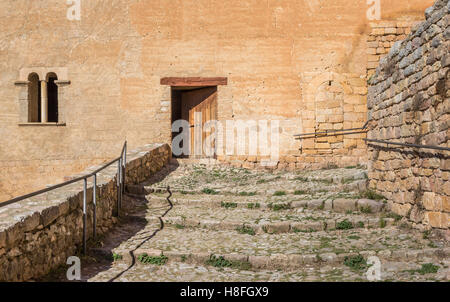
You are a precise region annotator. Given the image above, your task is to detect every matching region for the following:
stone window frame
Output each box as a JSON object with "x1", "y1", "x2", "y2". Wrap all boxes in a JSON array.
[{"x1": 14, "y1": 67, "x2": 70, "y2": 126}]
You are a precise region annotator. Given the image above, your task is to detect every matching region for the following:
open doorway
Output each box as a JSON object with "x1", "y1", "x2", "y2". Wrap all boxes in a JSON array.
[{"x1": 171, "y1": 86, "x2": 218, "y2": 158}]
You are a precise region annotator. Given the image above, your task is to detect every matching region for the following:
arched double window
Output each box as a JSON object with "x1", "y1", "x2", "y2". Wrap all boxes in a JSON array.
[{"x1": 26, "y1": 72, "x2": 59, "y2": 123}]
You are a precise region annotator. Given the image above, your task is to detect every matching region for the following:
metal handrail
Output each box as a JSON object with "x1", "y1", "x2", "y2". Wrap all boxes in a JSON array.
[
  {"x1": 0, "y1": 141, "x2": 128, "y2": 254},
  {"x1": 294, "y1": 122, "x2": 368, "y2": 139},
  {"x1": 293, "y1": 122, "x2": 448, "y2": 152},
  {"x1": 364, "y1": 138, "x2": 450, "y2": 152}
]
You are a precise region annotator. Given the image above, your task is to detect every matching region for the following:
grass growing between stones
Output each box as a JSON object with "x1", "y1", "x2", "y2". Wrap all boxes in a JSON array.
[
  {"x1": 341, "y1": 177, "x2": 355, "y2": 184},
  {"x1": 112, "y1": 253, "x2": 123, "y2": 261},
  {"x1": 238, "y1": 191, "x2": 257, "y2": 196},
  {"x1": 293, "y1": 228, "x2": 317, "y2": 233},
  {"x1": 406, "y1": 263, "x2": 439, "y2": 275},
  {"x1": 221, "y1": 202, "x2": 238, "y2": 209},
  {"x1": 358, "y1": 190, "x2": 385, "y2": 201},
  {"x1": 273, "y1": 191, "x2": 286, "y2": 196},
  {"x1": 206, "y1": 255, "x2": 252, "y2": 270},
  {"x1": 247, "y1": 203, "x2": 261, "y2": 209},
  {"x1": 294, "y1": 190, "x2": 309, "y2": 195},
  {"x1": 236, "y1": 226, "x2": 256, "y2": 236},
  {"x1": 343, "y1": 255, "x2": 370, "y2": 271},
  {"x1": 202, "y1": 188, "x2": 219, "y2": 195},
  {"x1": 268, "y1": 202, "x2": 291, "y2": 211},
  {"x1": 138, "y1": 253, "x2": 168, "y2": 266},
  {"x1": 359, "y1": 205, "x2": 372, "y2": 214},
  {"x1": 384, "y1": 212, "x2": 403, "y2": 221},
  {"x1": 336, "y1": 219, "x2": 354, "y2": 230}
]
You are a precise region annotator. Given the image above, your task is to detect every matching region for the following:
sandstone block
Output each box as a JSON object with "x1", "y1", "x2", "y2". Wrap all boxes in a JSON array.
[
  {"x1": 357, "y1": 199, "x2": 384, "y2": 213},
  {"x1": 261, "y1": 222, "x2": 290, "y2": 234},
  {"x1": 291, "y1": 200, "x2": 308, "y2": 208},
  {"x1": 269, "y1": 254, "x2": 289, "y2": 269},
  {"x1": 320, "y1": 253, "x2": 337, "y2": 263},
  {"x1": 307, "y1": 199, "x2": 324, "y2": 210},
  {"x1": 333, "y1": 198, "x2": 357, "y2": 212},
  {"x1": 249, "y1": 256, "x2": 269, "y2": 269}
]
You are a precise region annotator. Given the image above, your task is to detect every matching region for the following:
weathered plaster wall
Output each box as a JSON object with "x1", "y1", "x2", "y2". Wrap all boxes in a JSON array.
[
  {"x1": 0, "y1": 0, "x2": 433, "y2": 200},
  {"x1": 0, "y1": 143, "x2": 170, "y2": 281},
  {"x1": 367, "y1": 0, "x2": 449, "y2": 231}
]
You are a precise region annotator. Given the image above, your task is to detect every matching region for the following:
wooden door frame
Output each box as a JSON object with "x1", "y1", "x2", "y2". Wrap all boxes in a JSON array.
[{"x1": 162, "y1": 77, "x2": 227, "y2": 158}]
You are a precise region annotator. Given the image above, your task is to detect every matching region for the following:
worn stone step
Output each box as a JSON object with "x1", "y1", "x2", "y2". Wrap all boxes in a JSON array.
[
  {"x1": 107, "y1": 224, "x2": 439, "y2": 260},
  {"x1": 163, "y1": 216, "x2": 396, "y2": 234},
  {"x1": 144, "y1": 180, "x2": 368, "y2": 196},
  {"x1": 89, "y1": 257, "x2": 450, "y2": 282},
  {"x1": 162, "y1": 200, "x2": 391, "y2": 230},
  {"x1": 111, "y1": 246, "x2": 450, "y2": 272},
  {"x1": 146, "y1": 193, "x2": 385, "y2": 214}
]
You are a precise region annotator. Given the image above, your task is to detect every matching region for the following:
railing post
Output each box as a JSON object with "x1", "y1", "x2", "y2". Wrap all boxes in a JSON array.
[
  {"x1": 117, "y1": 159, "x2": 121, "y2": 217},
  {"x1": 123, "y1": 143, "x2": 127, "y2": 194},
  {"x1": 93, "y1": 174, "x2": 97, "y2": 239},
  {"x1": 82, "y1": 178, "x2": 87, "y2": 255},
  {"x1": 120, "y1": 157, "x2": 123, "y2": 211}
]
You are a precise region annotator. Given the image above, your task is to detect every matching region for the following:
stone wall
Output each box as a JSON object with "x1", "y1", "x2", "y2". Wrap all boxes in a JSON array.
[
  {"x1": 367, "y1": 0, "x2": 449, "y2": 231},
  {"x1": 367, "y1": 20, "x2": 423, "y2": 78},
  {"x1": 0, "y1": 143, "x2": 170, "y2": 281},
  {"x1": 0, "y1": 0, "x2": 434, "y2": 200}
]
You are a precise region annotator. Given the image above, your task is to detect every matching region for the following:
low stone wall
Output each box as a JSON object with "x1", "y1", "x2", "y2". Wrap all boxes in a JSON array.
[
  {"x1": 367, "y1": 0, "x2": 449, "y2": 231},
  {"x1": 0, "y1": 143, "x2": 170, "y2": 281},
  {"x1": 216, "y1": 154, "x2": 367, "y2": 171}
]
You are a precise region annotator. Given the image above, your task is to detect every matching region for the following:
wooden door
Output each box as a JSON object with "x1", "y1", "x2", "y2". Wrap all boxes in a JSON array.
[{"x1": 181, "y1": 87, "x2": 218, "y2": 158}]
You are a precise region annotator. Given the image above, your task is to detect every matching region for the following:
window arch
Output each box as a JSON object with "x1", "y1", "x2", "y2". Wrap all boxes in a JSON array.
[
  {"x1": 46, "y1": 72, "x2": 58, "y2": 123},
  {"x1": 27, "y1": 73, "x2": 41, "y2": 122},
  {"x1": 16, "y1": 67, "x2": 69, "y2": 126}
]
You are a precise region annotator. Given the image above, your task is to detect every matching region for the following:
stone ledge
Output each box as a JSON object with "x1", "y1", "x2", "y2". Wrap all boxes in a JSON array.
[{"x1": 18, "y1": 122, "x2": 67, "y2": 127}]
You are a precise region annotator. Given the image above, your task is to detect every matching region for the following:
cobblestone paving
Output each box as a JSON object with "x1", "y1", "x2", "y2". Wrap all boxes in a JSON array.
[{"x1": 45, "y1": 163, "x2": 449, "y2": 282}]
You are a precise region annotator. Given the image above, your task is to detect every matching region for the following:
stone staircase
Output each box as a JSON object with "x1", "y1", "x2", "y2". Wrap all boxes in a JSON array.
[{"x1": 54, "y1": 163, "x2": 449, "y2": 282}]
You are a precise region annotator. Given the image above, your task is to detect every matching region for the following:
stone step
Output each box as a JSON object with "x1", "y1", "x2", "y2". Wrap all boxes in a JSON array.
[
  {"x1": 148, "y1": 194, "x2": 385, "y2": 213},
  {"x1": 144, "y1": 180, "x2": 368, "y2": 196},
  {"x1": 110, "y1": 246, "x2": 449, "y2": 272},
  {"x1": 105, "y1": 224, "x2": 439, "y2": 260},
  {"x1": 161, "y1": 200, "x2": 391, "y2": 229},
  {"x1": 89, "y1": 257, "x2": 450, "y2": 282},
  {"x1": 163, "y1": 216, "x2": 396, "y2": 234}
]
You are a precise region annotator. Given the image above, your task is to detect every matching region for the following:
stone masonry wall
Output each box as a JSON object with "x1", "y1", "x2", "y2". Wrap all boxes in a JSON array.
[
  {"x1": 367, "y1": 0, "x2": 449, "y2": 231},
  {"x1": 0, "y1": 0, "x2": 434, "y2": 201},
  {"x1": 367, "y1": 20, "x2": 423, "y2": 79},
  {"x1": 0, "y1": 143, "x2": 170, "y2": 281}
]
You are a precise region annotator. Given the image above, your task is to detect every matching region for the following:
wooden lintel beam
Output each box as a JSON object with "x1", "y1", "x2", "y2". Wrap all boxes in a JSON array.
[{"x1": 160, "y1": 77, "x2": 228, "y2": 86}]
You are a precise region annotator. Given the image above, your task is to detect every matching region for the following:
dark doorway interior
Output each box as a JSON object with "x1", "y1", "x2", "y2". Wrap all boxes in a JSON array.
[{"x1": 171, "y1": 86, "x2": 218, "y2": 158}]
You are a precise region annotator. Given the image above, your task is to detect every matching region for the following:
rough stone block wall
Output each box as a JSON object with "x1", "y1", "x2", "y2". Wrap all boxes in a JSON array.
[
  {"x1": 0, "y1": 143, "x2": 170, "y2": 281},
  {"x1": 367, "y1": 0, "x2": 449, "y2": 231},
  {"x1": 367, "y1": 20, "x2": 423, "y2": 79}
]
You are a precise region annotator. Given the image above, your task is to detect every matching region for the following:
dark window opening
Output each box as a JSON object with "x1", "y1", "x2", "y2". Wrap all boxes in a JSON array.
[{"x1": 47, "y1": 73, "x2": 58, "y2": 123}]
